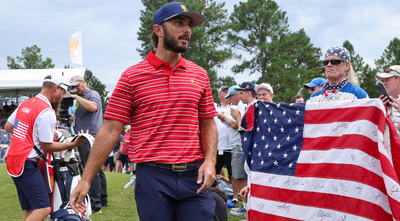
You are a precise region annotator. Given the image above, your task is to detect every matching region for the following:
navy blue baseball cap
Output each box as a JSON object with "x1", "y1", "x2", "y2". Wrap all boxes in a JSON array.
[
  {"x1": 303, "y1": 77, "x2": 326, "y2": 89},
  {"x1": 235, "y1": 82, "x2": 255, "y2": 92},
  {"x1": 153, "y1": 2, "x2": 204, "y2": 28}
]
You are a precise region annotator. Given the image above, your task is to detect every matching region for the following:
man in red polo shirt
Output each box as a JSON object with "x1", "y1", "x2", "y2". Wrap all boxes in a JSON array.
[{"x1": 71, "y1": 2, "x2": 218, "y2": 220}]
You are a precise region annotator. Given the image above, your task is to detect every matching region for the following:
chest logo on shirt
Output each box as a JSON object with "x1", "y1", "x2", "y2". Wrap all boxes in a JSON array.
[{"x1": 191, "y1": 79, "x2": 194, "y2": 83}]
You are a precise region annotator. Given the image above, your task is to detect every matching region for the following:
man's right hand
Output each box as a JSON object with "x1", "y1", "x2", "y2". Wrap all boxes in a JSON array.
[{"x1": 70, "y1": 181, "x2": 90, "y2": 213}]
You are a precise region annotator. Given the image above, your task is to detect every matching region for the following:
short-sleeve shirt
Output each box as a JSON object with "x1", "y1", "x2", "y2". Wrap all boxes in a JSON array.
[
  {"x1": 308, "y1": 82, "x2": 369, "y2": 102},
  {"x1": 73, "y1": 88, "x2": 103, "y2": 135},
  {"x1": 7, "y1": 94, "x2": 56, "y2": 158},
  {"x1": 104, "y1": 51, "x2": 216, "y2": 164},
  {"x1": 0, "y1": 139, "x2": 10, "y2": 145},
  {"x1": 228, "y1": 101, "x2": 247, "y2": 148},
  {"x1": 390, "y1": 95, "x2": 400, "y2": 138},
  {"x1": 214, "y1": 103, "x2": 231, "y2": 150},
  {"x1": 113, "y1": 134, "x2": 123, "y2": 153},
  {"x1": 121, "y1": 133, "x2": 130, "y2": 155}
]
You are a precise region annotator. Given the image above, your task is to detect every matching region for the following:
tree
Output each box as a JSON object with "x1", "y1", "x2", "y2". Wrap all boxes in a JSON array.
[
  {"x1": 359, "y1": 65, "x2": 379, "y2": 98},
  {"x1": 7, "y1": 45, "x2": 55, "y2": 69},
  {"x1": 137, "y1": 0, "x2": 235, "y2": 101},
  {"x1": 342, "y1": 40, "x2": 364, "y2": 75},
  {"x1": 64, "y1": 65, "x2": 109, "y2": 114},
  {"x1": 227, "y1": 0, "x2": 322, "y2": 102},
  {"x1": 84, "y1": 69, "x2": 109, "y2": 114},
  {"x1": 375, "y1": 37, "x2": 400, "y2": 73},
  {"x1": 342, "y1": 40, "x2": 378, "y2": 98}
]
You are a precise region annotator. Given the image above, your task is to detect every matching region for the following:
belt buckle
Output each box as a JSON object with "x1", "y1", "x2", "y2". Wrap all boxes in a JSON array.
[{"x1": 172, "y1": 163, "x2": 187, "y2": 172}]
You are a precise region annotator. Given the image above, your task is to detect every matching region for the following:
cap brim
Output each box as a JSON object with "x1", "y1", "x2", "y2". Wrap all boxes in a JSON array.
[
  {"x1": 235, "y1": 87, "x2": 248, "y2": 91},
  {"x1": 376, "y1": 73, "x2": 397, "y2": 81},
  {"x1": 63, "y1": 91, "x2": 72, "y2": 98},
  {"x1": 303, "y1": 83, "x2": 317, "y2": 89},
  {"x1": 180, "y1": 12, "x2": 204, "y2": 28},
  {"x1": 70, "y1": 81, "x2": 80, "y2": 86}
]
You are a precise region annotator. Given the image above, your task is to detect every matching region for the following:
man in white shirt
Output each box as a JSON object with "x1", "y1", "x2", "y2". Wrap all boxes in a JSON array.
[
  {"x1": 214, "y1": 86, "x2": 233, "y2": 184},
  {"x1": 5, "y1": 75, "x2": 85, "y2": 221},
  {"x1": 376, "y1": 65, "x2": 400, "y2": 137},
  {"x1": 218, "y1": 86, "x2": 247, "y2": 208}
]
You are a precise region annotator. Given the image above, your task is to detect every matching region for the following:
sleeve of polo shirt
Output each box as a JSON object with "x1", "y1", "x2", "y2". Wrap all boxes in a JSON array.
[
  {"x1": 7, "y1": 107, "x2": 19, "y2": 125},
  {"x1": 104, "y1": 72, "x2": 133, "y2": 124},
  {"x1": 87, "y1": 90, "x2": 102, "y2": 112},
  {"x1": 198, "y1": 77, "x2": 217, "y2": 119},
  {"x1": 36, "y1": 110, "x2": 56, "y2": 143}
]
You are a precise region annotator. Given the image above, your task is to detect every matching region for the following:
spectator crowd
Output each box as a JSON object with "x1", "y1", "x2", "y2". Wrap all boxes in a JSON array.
[{"x1": 2, "y1": 2, "x2": 400, "y2": 220}]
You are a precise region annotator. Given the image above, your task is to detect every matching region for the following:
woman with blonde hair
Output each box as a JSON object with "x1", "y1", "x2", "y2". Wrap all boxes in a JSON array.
[{"x1": 309, "y1": 46, "x2": 369, "y2": 102}]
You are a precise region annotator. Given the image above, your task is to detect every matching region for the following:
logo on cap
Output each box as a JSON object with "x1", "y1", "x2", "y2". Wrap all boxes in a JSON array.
[
  {"x1": 246, "y1": 85, "x2": 249, "y2": 88},
  {"x1": 181, "y1": 5, "x2": 187, "y2": 11}
]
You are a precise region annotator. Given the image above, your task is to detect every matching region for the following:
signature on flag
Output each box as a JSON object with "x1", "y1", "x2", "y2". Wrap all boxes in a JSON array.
[{"x1": 241, "y1": 99, "x2": 400, "y2": 220}]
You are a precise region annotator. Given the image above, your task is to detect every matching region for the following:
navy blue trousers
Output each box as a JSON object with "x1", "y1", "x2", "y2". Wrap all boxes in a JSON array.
[{"x1": 135, "y1": 163, "x2": 215, "y2": 221}]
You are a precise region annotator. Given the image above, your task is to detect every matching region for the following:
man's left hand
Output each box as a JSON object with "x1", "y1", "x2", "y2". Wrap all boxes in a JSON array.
[{"x1": 196, "y1": 160, "x2": 216, "y2": 194}]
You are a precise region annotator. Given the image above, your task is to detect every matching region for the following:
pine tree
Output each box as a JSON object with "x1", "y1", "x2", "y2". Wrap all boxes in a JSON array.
[
  {"x1": 7, "y1": 45, "x2": 55, "y2": 69},
  {"x1": 227, "y1": 0, "x2": 322, "y2": 102}
]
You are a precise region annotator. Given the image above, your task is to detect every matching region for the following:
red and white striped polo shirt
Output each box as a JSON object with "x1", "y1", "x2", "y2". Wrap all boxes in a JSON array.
[{"x1": 104, "y1": 51, "x2": 216, "y2": 164}]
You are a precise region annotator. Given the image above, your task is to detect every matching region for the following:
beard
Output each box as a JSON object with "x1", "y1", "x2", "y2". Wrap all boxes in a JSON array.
[
  {"x1": 51, "y1": 93, "x2": 62, "y2": 117},
  {"x1": 162, "y1": 26, "x2": 190, "y2": 53}
]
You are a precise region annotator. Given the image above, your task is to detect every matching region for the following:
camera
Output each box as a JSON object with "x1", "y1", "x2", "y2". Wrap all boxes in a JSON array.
[
  {"x1": 59, "y1": 97, "x2": 74, "y2": 127},
  {"x1": 68, "y1": 86, "x2": 78, "y2": 95}
]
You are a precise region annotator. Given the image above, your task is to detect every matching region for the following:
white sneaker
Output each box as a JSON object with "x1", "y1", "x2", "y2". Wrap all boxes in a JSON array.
[
  {"x1": 124, "y1": 176, "x2": 136, "y2": 189},
  {"x1": 230, "y1": 206, "x2": 246, "y2": 216}
]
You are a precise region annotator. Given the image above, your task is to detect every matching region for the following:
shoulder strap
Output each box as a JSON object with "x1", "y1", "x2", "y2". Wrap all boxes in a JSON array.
[{"x1": 33, "y1": 145, "x2": 48, "y2": 162}]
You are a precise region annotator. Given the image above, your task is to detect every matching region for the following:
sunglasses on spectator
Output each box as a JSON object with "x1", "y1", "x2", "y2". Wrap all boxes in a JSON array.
[
  {"x1": 322, "y1": 59, "x2": 345, "y2": 66},
  {"x1": 385, "y1": 68, "x2": 400, "y2": 75},
  {"x1": 308, "y1": 87, "x2": 315, "y2": 91}
]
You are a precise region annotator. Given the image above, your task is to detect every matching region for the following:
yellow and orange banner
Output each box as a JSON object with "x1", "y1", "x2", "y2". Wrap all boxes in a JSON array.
[{"x1": 70, "y1": 31, "x2": 82, "y2": 65}]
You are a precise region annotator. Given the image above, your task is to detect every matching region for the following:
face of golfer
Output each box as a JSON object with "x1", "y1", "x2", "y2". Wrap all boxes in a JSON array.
[{"x1": 160, "y1": 16, "x2": 192, "y2": 53}]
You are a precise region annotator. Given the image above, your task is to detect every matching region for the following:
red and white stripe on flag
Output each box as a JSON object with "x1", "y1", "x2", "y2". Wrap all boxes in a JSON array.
[
  {"x1": 13, "y1": 119, "x2": 29, "y2": 141},
  {"x1": 247, "y1": 98, "x2": 400, "y2": 221}
]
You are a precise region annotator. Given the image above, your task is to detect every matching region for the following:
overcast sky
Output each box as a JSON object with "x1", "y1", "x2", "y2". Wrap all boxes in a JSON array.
[{"x1": 1, "y1": 0, "x2": 400, "y2": 94}]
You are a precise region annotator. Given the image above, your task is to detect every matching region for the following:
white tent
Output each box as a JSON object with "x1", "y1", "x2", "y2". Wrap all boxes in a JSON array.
[{"x1": 0, "y1": 68, "x2": 85, "y2": 96}]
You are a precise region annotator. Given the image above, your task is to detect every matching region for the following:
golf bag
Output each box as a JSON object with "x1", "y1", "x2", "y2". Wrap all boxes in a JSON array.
[{"x1": 47, "y1": 131, "x2": 92, "y2": 221}]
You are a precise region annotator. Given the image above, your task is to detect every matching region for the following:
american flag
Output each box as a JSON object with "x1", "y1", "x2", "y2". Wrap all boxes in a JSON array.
[
  {"x1": 241, "y1": 99, "x2": 400, "y2": 220},
  {"x1": 13, "y1": 119, "x2": 29, "y2": 140}
]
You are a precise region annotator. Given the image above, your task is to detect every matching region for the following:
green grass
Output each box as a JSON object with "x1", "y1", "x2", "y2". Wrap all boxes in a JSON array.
[{"x1": 0, "y1": 164, "x2": 245, "y2": 221}]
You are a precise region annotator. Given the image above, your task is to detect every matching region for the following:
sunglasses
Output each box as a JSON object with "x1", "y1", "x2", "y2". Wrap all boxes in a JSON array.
[
  {"x1": 385, "y1": 68, "x2": 400, "y2": 75},
  {"x1": 322, "y1": 59, "x2": 345, "y2": 66},
  {"x1": 308, "y1": 87, "x2": 315, "y2": 91}
]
